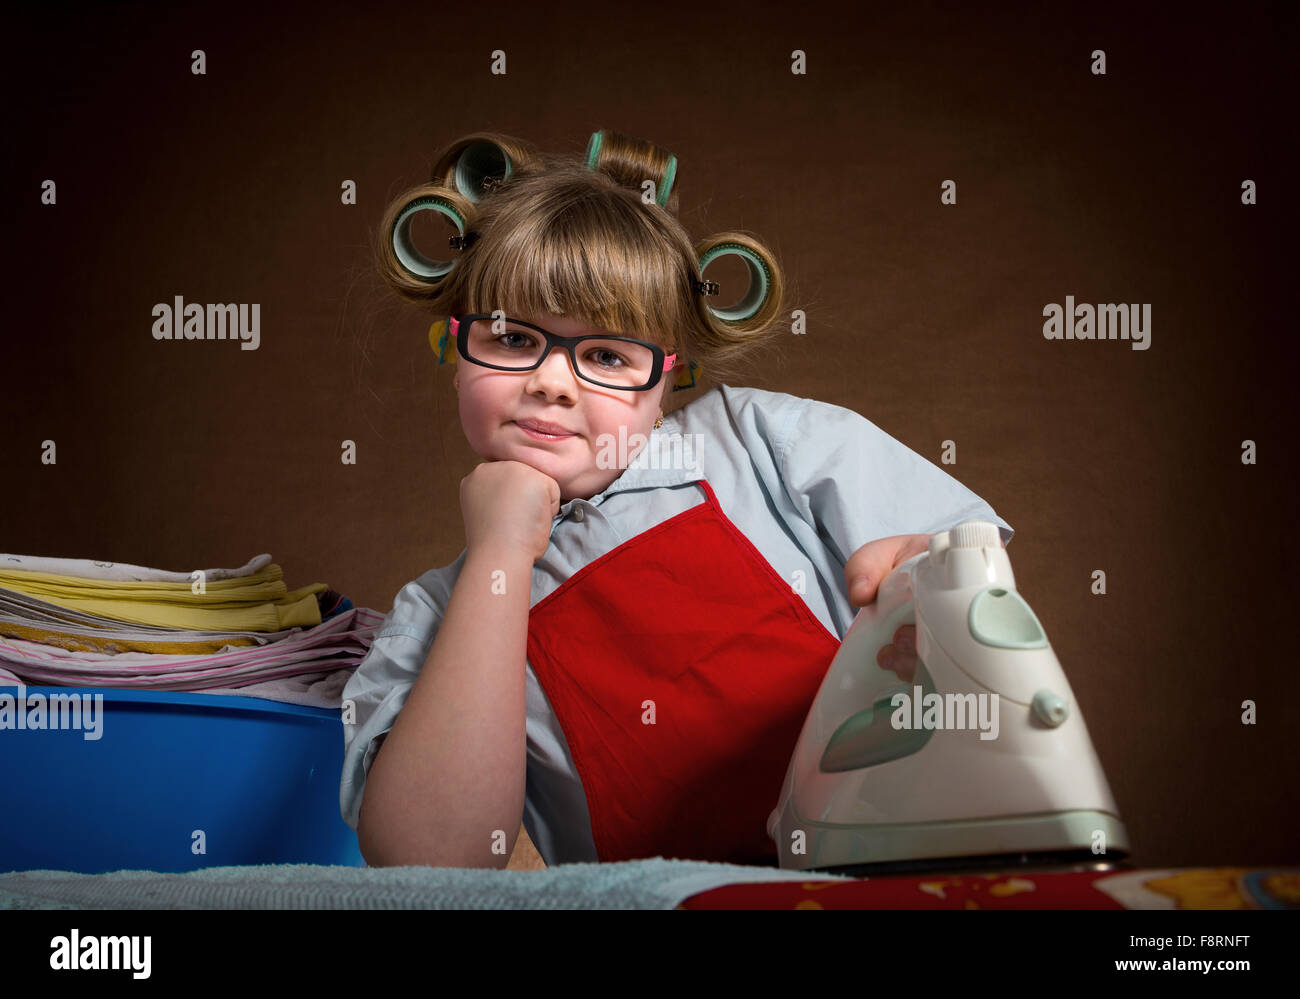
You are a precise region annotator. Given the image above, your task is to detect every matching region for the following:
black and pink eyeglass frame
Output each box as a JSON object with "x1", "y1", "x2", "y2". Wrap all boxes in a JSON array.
[{"x1": 447, "y1": 314, "x2": 677, "y2": 392}]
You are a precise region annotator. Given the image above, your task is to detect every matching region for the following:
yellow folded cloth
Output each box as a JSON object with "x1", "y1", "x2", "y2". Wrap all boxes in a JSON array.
[
  {"x1": 0, "y1": 563, "x2": 290, "y2": 602},
  {"x1": 0, "y1": 565, "x2": 325, "y2": 633},
  {"x1": 0, "y1": 621, "x2": 261, "y2": 655}
]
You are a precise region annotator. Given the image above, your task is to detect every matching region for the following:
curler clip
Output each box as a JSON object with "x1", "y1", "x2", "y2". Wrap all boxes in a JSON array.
[
  {"x1": 448, "y1": 232, "x2": 479, "y2": 251},
  {"x1": 693, "y1": 279, "x2": 719, "y2": 296}
]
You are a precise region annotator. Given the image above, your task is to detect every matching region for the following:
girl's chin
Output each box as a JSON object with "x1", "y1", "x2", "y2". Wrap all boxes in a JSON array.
[{"x1": 498, "y1": 448, "x2": 575, "y2": 479}]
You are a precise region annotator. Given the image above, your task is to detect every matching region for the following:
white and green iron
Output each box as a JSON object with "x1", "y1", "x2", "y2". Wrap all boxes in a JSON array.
[{"x1": 768, "y1": 520, "x2": 1130, "y2": 875}]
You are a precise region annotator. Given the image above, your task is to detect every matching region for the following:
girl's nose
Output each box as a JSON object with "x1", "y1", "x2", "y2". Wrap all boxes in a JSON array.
[{"x1": 524, "y1": 346, "x2": 581, "y2": 396}]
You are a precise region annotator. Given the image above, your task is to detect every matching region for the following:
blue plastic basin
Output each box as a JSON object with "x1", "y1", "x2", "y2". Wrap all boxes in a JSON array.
[{"x1": 0, "y1": 686, "x2": 365, "y2": 873}]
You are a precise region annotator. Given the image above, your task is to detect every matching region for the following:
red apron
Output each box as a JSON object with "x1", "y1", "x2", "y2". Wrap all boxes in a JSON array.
[{"x1": 526, "y1": 478, "x2": 840, "y2": 865}]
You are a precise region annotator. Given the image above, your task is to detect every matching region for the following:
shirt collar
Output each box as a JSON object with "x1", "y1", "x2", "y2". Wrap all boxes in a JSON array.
[{"x1": 554, "y1": 418, "x2": 704, "y2": 518}]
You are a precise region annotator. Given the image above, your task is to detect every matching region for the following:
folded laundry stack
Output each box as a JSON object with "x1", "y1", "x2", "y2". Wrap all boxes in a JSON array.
[{"x1": 0, "y1": 553, "x2": 384, "y2": 708}]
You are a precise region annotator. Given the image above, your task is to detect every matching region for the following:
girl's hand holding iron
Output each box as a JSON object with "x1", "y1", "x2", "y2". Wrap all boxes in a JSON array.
[{"x1": 844, "y1": 533, "x2": 933, "y2": 682}]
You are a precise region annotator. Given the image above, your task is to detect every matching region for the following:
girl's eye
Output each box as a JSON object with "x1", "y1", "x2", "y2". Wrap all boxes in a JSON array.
[
  {"x1": 498, "y1": 331, "x2": 535, "y2": 349},
  {"x1": 587, "y1": 349, "x2": 628, "y2": 369}
]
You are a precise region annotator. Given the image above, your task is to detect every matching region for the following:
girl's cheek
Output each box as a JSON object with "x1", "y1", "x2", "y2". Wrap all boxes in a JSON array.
[{"x1": 455, "y1": 399, "x2": 491, "y2": 449}]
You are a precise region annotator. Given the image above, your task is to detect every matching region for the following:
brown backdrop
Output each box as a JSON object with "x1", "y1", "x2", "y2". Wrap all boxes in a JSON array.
[{"x1": 4, "y1": 0, "x2": 1297, "y2": 870}]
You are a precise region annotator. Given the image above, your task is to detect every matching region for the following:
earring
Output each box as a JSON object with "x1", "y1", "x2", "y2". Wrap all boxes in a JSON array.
[{"x1": 654, "y1": 413, "x2": 663, "y2": 430}]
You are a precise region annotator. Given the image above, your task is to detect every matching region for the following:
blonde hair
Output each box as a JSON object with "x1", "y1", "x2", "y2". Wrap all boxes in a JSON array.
[{"x1": 374, "y1": 130, "x2": 790, "y2": 390}]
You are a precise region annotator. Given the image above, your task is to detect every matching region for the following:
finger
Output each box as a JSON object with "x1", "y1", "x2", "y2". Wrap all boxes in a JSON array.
[
  {"x1": 893, "y1": 624, "x2": 915, "y2": 654},
  {"x1": 876, "y1": 644, "x2": 917, "y2": 683},
  {"x1": 846, "y1": 544, "x2": 898, "y2": 606},
  {"x1": 848, "y1": 579, "x2": 878, "y2": 607},
  {"x1": 895, "y1": 533, "x2": 933, "y2": 563}
]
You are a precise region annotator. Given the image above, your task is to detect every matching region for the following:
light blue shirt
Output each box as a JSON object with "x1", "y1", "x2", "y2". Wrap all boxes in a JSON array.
[{"x1": 340, "y1": 384, "x2": 1014, "y2": 865}]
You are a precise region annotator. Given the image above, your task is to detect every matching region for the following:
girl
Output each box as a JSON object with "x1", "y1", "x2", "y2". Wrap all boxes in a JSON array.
[{"x1": 341, "y1": 130, "x2": 1014, "y2": 869}]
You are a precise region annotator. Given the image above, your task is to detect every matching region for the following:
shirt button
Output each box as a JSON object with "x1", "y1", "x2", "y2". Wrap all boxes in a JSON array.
[{"x1": 572, "y1": 505, "x2": 585, "y2": 522}]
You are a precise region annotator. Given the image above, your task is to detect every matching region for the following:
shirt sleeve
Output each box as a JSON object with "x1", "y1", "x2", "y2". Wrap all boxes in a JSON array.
[
  {"x1": 776, "y1": 395, "x2": 1014, "y2": 568},
  {"x1": 338, "y1": 553, "x2": 465, "y2": 831}
]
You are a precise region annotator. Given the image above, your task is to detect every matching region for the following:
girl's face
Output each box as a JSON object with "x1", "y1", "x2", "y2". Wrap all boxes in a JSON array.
[{"x1": 454, "y1": 313, "x2": 674, "y2": 503}]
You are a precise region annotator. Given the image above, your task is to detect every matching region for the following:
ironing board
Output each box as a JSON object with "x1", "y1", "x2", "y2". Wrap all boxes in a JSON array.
[
  {"x1": 0, "y1": 861, "x2": 1293, "y2": 910},
  {"x1": 676, "y1": 865, "x2": 1299, "y2": 909}
]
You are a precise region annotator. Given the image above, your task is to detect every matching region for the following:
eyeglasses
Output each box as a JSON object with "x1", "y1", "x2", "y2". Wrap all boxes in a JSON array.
[{"x1": 449, "y1": 314, "x2": 677, "y2": 391}]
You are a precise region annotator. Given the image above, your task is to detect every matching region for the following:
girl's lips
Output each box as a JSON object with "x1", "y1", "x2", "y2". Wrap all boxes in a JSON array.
[{"x1": 515, "y1": 421, "x2": 577, "y2": 441}]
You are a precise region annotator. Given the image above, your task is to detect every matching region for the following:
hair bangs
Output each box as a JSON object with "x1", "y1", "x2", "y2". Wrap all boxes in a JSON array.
[{"x1": 464, "y1": 190, "x2": 689, "y2": 352}]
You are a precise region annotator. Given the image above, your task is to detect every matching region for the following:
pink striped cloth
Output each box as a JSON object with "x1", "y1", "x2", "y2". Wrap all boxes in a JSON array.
[{"x1": 0, "y1": 606, "x2": 385, "y2": 691}]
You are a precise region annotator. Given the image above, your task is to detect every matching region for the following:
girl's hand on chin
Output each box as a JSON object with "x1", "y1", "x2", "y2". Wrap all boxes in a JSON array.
[{"x1": 460, "y1": 460, "x2": 561, "y2": 563}]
